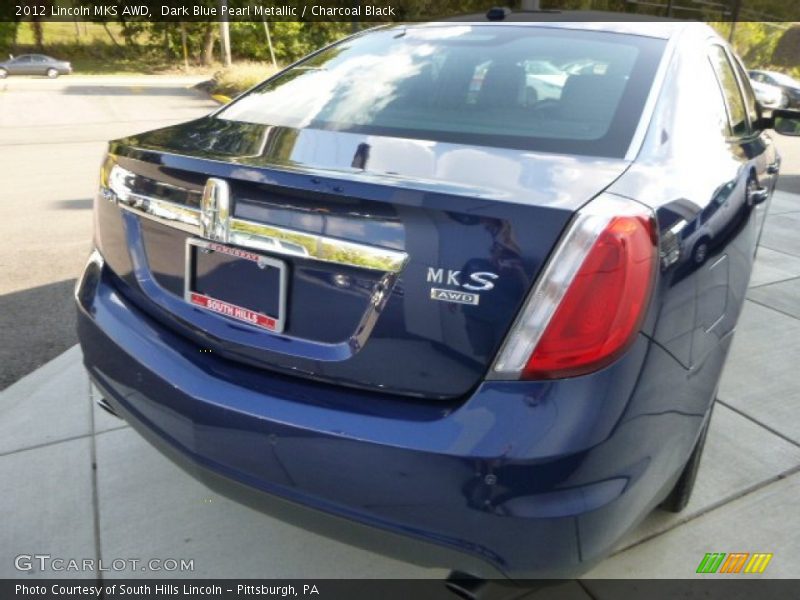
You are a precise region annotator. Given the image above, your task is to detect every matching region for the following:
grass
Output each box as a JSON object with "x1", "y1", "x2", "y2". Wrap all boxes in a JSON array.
[
  {"x1": 15, "y1": 22, "x2": 127, "y2": 46},
  {"x1": 69, "y1": 55, "x2": 218, "y2": 76},
  {"x1": 210, "y1": 62, "x2": 281, "y2": 97}
]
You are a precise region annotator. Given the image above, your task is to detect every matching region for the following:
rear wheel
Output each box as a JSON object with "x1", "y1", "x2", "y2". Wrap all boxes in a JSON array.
[
  {"x1": 46, "y1": 68, "x2": 59, "y2": 79},
  {"x1": 692, "y1": 238, "x2": 710, "y2": 264},
  {"x1": 660, "y1": 405, "x2": 714, "y2": 513}
]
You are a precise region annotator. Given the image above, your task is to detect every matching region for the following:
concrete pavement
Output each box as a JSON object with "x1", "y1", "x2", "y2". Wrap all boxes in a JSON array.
[
  {"x1": 0, "y1": 75, "x2": 218, "y2": 389},
  {"x1": 1, "y1": 74, "x2": 799, "y2": 588}
]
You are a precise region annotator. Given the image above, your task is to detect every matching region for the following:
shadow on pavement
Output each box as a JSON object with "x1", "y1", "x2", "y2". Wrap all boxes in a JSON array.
[
  {"x1": 52, "y1": 198, "x2": 93, "y2": 210},
  {"x1": 62, "y1": 85, "x2": 202, "y2": 97},
  {"x1": 0, "y1": 279, "x2": 77, "y2": 391}
]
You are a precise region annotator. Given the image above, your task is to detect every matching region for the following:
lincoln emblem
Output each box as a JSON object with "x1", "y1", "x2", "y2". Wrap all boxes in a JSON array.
[{"x1": 200, "y1": 178, "x2": 231, "y2": 242}]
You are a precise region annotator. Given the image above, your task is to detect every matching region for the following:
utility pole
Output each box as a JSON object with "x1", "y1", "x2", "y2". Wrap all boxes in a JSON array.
[
  {"x1": 351, "y1": 0, "x2": 360, "y2": 33},
  {"x1": 180, "y1": 22, "x2": 189, "y2": 70},
  {"x1": 262, "y1": 19, "x2": 277, "y2": 68},
  {"x1": 728, "y1": 0, "x2": 742, "y2": 43},
  {"x1": 219, "y1": 0, "x2": 232, "y2": 67}
]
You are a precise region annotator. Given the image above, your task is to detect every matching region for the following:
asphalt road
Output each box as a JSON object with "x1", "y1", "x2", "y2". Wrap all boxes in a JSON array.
[
  {"x1": 0, "y1": 75, "x2": 799, "y2": 389},
  {"x1": 0, "y1": 75, "x2": 218, "y2": 389}
]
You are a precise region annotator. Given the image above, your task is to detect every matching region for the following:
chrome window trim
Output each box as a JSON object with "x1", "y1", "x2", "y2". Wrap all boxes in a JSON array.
[
  {"x1": 102, "y1": 164, "x2": 408, "y2": 274},
  {"x1": 707, "y1": 42, "x2": 758, "y2": 142},
  {"x1": 624, "y1": 28, "x2": 681, "y2": 161}
]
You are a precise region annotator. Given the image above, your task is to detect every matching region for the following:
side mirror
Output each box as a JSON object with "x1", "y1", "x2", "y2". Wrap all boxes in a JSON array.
[{"x1": 767, "y1": 109, "x2": 800, "y2": 136}]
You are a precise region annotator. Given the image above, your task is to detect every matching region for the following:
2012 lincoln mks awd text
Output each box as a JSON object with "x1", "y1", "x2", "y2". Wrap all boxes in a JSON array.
[{"x1": 76, "y1": 20, "x2": 800, "y2": 579}]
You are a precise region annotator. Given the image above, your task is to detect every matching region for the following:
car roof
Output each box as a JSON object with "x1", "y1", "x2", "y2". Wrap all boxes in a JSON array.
[{"x1": 439, "y1": 10, "x2": 702, "y2": 40}]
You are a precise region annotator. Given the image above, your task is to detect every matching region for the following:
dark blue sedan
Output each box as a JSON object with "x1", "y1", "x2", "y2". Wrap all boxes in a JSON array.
[{"x1": 75, "y1": 19, "x2": 800, "y2": 580}]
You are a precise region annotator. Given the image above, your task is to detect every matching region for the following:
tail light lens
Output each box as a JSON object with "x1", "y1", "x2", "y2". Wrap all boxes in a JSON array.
[{"x1": 492, "y1": 194, "x2": 657, "y2": 380}]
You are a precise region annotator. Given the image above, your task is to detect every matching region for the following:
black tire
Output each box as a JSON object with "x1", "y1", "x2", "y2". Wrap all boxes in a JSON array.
[
  {"x1": 692, "y1": 238, "x2": 710, "y2": 265},
  {"x1": 46, "y1": 68, "x2": 59, "y2": 79},
  {"x1": 0, "y1": 68, "x2": 7, "y2": 79},
  {"x1": 660, "y1": 406, "x2": 713, "y2": 513}
]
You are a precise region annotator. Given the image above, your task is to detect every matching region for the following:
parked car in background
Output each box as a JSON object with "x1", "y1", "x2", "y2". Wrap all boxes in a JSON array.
[
  {"x1": 0, "y1": 54, "x2": 72, "y2": 78},
  {"x1": 749, "y1": 69, "x2": 800, "y2": 109},
  {"x1": 76, "y1": 18, "x2": 800, "y2": 581},
  {"x1": 750, "y1": 78, "x2": 788, "y2": 109},
  {"x1": 524, "y1": 60, "x2": 568, "y2": 101}
]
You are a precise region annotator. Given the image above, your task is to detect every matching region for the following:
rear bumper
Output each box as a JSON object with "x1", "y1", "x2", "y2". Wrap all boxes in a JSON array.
[{"x1": 77, "y1": 261, "x2": 721, "y2": 579}]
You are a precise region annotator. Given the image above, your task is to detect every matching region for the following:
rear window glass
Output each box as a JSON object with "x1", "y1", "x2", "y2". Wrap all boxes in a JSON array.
[{"x1": 218, "y1": 25, "x2": 666, "y2": 158}]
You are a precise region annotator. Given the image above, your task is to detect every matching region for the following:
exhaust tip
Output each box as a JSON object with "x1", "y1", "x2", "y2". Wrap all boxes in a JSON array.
[
  {"x1": 445, "y1": 571, "x2": 553, "y2": 600},
  {"x1": 96, "y1": 397, "x2": 121, "y2": 419},
  {"x1": 444, "y1": 572, "x2": 499, "y2": 600}
]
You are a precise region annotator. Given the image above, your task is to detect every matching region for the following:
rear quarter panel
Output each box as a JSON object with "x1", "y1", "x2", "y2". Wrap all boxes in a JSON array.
[{"x1": 611, "y1": 28, "x2": 766, "y2": 378}]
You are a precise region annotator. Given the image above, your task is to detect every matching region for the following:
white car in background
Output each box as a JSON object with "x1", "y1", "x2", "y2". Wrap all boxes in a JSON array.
[
  {"x1": 750, "y1": 78, "x2": 788, "y2": 109},
  {"x1": 524, "y1": 60, "x2": 568, "y2": 101}
]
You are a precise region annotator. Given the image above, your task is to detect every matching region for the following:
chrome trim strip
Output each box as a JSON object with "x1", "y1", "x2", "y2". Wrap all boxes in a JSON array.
[
  {"x1": 106, "y1": 187, "x2": 202, "y2": 234},
  {"x1": 103, "y1": 164, "x2": 408, "y2": 273},
  {"x1": 624, "y1": 28, "x2": 681, "y2": 161},
  {"x1": 225, "y1": 219, "x2": 405, "y2": 272},
  {"x1": 74, "y1": 248, "x2": 105, "y2": 303}
]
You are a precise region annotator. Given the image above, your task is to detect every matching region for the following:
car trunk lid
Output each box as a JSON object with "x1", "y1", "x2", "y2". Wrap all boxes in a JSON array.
[{"x1": 99, "y1": 118, "x2": 630, "y2": 398}]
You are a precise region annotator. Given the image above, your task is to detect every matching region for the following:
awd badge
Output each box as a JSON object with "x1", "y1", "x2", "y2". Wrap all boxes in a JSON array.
[{"x1": 430, "y1": 288, "x2": 480, "y2": 305}]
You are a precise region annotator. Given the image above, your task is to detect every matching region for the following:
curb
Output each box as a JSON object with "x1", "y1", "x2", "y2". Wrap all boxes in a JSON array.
[{"x1": 211, "y1": 93, "x2": 232, "y2": 105}]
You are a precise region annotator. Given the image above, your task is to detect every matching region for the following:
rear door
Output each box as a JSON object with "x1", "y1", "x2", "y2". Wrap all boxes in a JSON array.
[
  {"x1": 32, "y1": 55, "x2": 49, "y2": 75},
  {"x1": 686, "y1": 42, "x2": 770, "y2": 364},
  {"x1": 709, "y1": 45, "x2": 773, "y2": 245},
  {"x1": 729, "y1": 54, "x2": 779, "y2": 245}
]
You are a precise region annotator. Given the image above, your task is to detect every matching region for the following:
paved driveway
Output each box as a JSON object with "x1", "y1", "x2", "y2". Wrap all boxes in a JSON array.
[
  {"x1": 0, "y1": 75, "x2": 218, "y2": 389},
  {"x1": 1, "y1": 76, "x2": 799, "y2": 590}
]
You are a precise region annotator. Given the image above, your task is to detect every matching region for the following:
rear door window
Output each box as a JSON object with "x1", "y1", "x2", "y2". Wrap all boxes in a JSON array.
[
  {"x1": 731, "y1": 58, "x2": 760, "y2": 128},
  {"x1": 708, "y1": 45, "x2": 750, "y2": 137}
]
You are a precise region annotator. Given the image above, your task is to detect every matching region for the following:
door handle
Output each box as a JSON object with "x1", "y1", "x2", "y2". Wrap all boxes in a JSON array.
[
  {"x1": 748, "y1": 186, "x2": 770, "y2": 206},
  {"x1": 767, "y1": 162, "x2": 780, "y2": 175}
]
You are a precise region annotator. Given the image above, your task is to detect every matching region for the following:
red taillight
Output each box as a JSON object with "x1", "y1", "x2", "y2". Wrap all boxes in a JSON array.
[
  {"x1": 523, "y1": 215, "x2": 655, "y2": 379},
  {"x1": 491, "y1": 194, "x2": 656, "y2": 381}
]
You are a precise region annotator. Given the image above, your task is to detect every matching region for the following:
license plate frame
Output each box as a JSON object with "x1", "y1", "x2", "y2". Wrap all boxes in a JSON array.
[{"x1": 184, "y1": 238, "x2": 287, "y2": 333}]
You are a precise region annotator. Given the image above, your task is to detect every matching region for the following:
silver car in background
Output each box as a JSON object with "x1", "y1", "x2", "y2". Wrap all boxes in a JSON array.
[
  {"x1": 0, "y1": 54, "x2": 72, "y2": 79},
  {"x1": 750, "y1": 78, "x2": 788, "y2": 109}
]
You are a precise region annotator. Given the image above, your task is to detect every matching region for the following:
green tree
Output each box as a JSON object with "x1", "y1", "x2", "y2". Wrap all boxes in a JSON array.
[
  {"x1": 0, "y1": 22, "x2": 18, "y2": 54},
  {"x1": 772, "y1": 25, "x2": 800, "y2": 69},
  {"x1": 229, "y1": 22, "x2": 352, "y2": 64}
]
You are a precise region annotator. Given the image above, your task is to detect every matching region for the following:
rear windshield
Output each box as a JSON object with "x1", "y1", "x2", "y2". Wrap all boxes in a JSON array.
[{"x1": 217, "y1": 25, "x2": 666, "y2": 158}]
